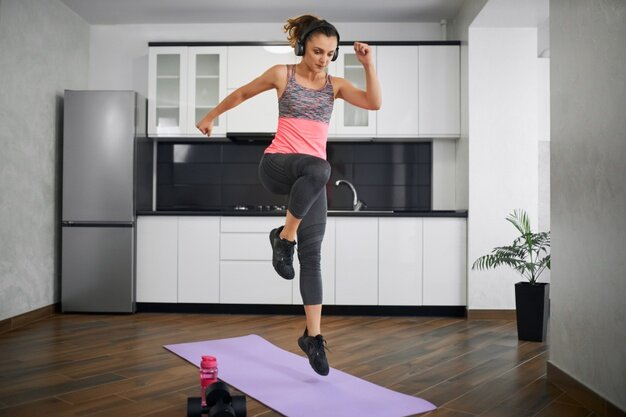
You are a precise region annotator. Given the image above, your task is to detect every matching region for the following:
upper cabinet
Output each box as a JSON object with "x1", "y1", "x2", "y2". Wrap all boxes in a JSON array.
[
  {"x1": 377, "y1": 45, "x2": 460, "y2": 138},
  {"x1": 148, "y1": 46, "x2": 227, "y2": 136},
  {"x1": 187, "y1": 47, "x2": 227, "y2": 135},
  {"x1": 147, "y1": 43, "x2": 460, "y2": 139},
  {"x1": 417, "y1": 45, "x2": 460, "y2": 137},
  {"x1": 334, "y1": 47, "x2": 378, "y2": 136},
  {"x1": 377, "y1": 46, "x2": 419, "y2": 136},
  {"x1": 148, "y1": 47, "x2": 188, "y2": 136},
  {"x1": 226, "y1": 46, "x2": 296, "y2": 133}
]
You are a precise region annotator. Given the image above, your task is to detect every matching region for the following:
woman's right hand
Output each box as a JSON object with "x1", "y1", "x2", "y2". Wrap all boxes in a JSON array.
[{"x1": 196, "y1": 117, "x2": 214, "y2": 137}]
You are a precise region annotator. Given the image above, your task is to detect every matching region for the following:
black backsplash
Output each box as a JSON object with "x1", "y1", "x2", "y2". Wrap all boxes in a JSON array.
[{"x1": 156, "y1": 142, "x2": 431, "y2": 211}]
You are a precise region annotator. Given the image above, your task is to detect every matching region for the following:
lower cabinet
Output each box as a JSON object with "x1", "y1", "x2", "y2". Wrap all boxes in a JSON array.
[
  {"x1": 136, "y1": 216, "x2": 178, "y2": 302},
  {"x1": 378, "y1": 218, "x2": 423, "y2": 305},
  {"x1": 177, "y1": 217, "x2": 220, "y2": 303},
  {"x1": 422, "y1": 218, "x2": 467, "y2": 305},
  {"x1": 219, "y1": 217, "x2": 293, "y2": 304},
  {"x1": 335, "y1": 218, "x2": 379, "y2": 305},
  {"x1": 220, "y1": 261, "x2": 293, "y2": 304},
  {"x1": 136, "y1": 216, "x2": 220, "y2": 303},
  {"x1": 136, "y1": 215, "x2": 467, "y2": 307}
]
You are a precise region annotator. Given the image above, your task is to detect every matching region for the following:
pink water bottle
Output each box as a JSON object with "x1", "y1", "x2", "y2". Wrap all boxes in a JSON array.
[{"x1": 200, "y1": 355, "x2": 218, "y2": 407}]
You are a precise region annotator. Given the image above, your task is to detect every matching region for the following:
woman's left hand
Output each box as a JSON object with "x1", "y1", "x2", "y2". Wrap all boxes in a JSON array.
[{"x1": 353, "y1": 42, "x2": 373, "y2": 66}]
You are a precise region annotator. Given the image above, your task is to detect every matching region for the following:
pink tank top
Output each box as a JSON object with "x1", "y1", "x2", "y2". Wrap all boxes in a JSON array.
[{"x1": 264, "y1": 65, "x2": 335, "y2": 160}]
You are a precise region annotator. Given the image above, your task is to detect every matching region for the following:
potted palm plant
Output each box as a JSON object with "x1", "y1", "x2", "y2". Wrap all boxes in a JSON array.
[{"x1": 472, "y1": 209, "x2": 551, "y2": 342}]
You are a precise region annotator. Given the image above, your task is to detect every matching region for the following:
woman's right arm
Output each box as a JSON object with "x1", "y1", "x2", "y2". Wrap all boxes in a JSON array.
[{"x1": 196, "y1": 65, "x2": 285, "y2": 136}]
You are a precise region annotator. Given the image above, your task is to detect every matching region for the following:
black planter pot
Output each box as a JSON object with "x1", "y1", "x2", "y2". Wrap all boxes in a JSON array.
[{"x1": 514, "y1": 282, "x2": 550, "y2": 342}]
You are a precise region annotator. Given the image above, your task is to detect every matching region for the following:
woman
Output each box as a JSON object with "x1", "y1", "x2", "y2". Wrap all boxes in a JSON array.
[{"x1": 196, "y1": 14, "x2": 381, "y2": 376}]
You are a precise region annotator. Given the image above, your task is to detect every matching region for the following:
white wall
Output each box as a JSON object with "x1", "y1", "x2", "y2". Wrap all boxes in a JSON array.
[
  {"x1": 467, "y1": 27, "x2": 539, "y2": 309},
  {"x1": 88, "y1": 22, "x2": 442, "y2": 95},
  {"x1": 0, "y1": 0, "x2": 89, "y2": 321},
  {"x1": 537, "y1": 57, "x2": 550, "y2": 236},
  {"x1": 448, "y1": 0, "x2": 489, "y2": 211},
  {"x1": 550, "y1": 0, "x2": 626, "y2": 410}
]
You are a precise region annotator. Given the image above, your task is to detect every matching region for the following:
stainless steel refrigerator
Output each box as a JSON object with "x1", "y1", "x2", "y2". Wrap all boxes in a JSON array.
[{"x1": 61, "y1": 90, "x2": 147, "y2": 313}]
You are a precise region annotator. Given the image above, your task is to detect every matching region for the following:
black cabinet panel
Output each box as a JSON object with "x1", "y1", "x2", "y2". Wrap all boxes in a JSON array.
[
  {"x1": 173, "y1": 144, "x2": 221, "y2": 163},
  {"x1": 353, "y1": 143, "x2": 431, "y2": 163},
  {"x1": 173, "y1": 164, "x2": 222, "y2": 185},
  {"x1": 221, "y1": 164, "x2": 262, "y2": 185},
  {"x1": 353, "y1": 164, "x2": 431, "y2": 186},
  {"x1": 222, "y1": 143, "x2": 265, "y2": 163}
]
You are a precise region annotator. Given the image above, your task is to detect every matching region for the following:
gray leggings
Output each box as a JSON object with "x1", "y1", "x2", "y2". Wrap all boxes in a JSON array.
[{"x1": 258, "y1": 153, "x2": 331, "y2": 305}]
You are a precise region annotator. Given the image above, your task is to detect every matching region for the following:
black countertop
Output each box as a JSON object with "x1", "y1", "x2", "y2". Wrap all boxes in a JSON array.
[{"x1": 137, "y1": 210, "x2": 468, "y2": 218}]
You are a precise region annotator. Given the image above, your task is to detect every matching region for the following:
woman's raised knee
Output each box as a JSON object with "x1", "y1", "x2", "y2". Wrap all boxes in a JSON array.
[{"x1": 304, "y1": 159, "x2": 331, "y2": 187}]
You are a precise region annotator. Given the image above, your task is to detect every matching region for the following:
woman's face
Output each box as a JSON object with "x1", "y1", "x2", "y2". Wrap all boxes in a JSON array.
[{"x1": 302, "y1": 33, "x2": 338, "y2": 72}]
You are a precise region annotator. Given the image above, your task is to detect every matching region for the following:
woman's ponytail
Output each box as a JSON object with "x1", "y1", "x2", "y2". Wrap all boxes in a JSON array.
[{"x1": 283, "y1": 14, "x2": 322, "y2": 48}]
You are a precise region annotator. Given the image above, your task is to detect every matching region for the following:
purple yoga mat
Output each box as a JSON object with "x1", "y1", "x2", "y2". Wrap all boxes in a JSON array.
[{"x1": 164, "y1": 334, "x2": 436, "y2": 417}]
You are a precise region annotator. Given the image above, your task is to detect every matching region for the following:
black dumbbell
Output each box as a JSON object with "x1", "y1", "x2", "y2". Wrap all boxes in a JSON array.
[
  {"x1": 206, "y1": 382, "x2": 239, "y2": 417},
  {"x1": 231, "y1": 395, "x2": 247, "y2": 417},
  {"x1": 187, "y1": 382, "x2": 246, "y2": 417},
  {"x1": 187, "y1": 397, "x2": 203, "y2": 417},
  {"x1": 205, "y1": 381, "x2": 232, "y2": 407}
]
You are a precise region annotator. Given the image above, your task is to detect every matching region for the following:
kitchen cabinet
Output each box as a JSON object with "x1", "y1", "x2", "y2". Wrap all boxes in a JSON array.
[
  {"x1": 376, "y1": 45, "x2": 460, "y2": 138},
  {"x1": 334, "y1": 47, "x2": 378, "y2": 136},
  {"x1": 219, "y1": 216, "x2": 293, "y2": 304},
  {"x1": 136, "y1": 215, "x2": 466, "y2": 307},
  {"x1": 147, "y1": 43, "x2": 460, "y2": 138},
  {"x1": 376, "y1": 46, "x2": 419, "y2": 137},
  {"x1": 186, "y1": 47, "x2": 228, "y2": 135},
  {"x1": 226, "y1": 46, "x2": 296, "y2": 133},
  {"x1": 148, "y1": 47, "x2": 227, "y2": 136},
  {"x1": 422, "y1": 218, "x2": 467, "y2": 305},
  {"x1": 148, "y1": 47, "x2": 188, "y2": 135},
  {"x1": 378, "y1": 218, "x2": 423, "y2": 305},
  {"x1": 177, "y1": 217, "x2": 220, "y2": 303},
  {"x1": 335, "y1": 218, "x2": 378, "y2": 305},
  {"x1": 418, "y1": 45, "x2": 460, "y2": 137},
  {"x1": 220, "y1": 261, "x2": 294, "y2": 304},
  {"x1": 136, "y1": 216, "x2": 178, "y2": 302}
]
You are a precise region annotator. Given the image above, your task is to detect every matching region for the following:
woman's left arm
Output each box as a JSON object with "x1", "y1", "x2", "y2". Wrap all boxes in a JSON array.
[{"x1": 335, "y1": 42, "x2": 382, "y2": 110}]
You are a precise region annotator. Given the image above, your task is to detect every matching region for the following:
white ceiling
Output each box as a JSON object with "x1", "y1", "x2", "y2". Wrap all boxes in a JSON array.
[{"x1": 59, "y1": 0, "x2": 466, "y2": 25}]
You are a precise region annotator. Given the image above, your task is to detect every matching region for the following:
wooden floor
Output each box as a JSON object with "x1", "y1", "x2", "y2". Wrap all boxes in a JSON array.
[{"x1": 0, "y1": 312, "x2": 596, "y2": 417}]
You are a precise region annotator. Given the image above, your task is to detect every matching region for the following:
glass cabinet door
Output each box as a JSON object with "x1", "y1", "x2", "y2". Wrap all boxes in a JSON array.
[
  {"x1": 148, "y1": 47, "x2": 188, "y2": 135},
  {"x1": 187, "y1": 47, "x2": 227, "y2": 135},
  {"x1": 335, "y1": 47, "x2": 377, "y2": 136}
]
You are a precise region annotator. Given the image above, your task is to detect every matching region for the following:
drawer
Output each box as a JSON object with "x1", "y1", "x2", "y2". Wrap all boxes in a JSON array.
[
  {"x1": 220, "y1": 216, "x2": 282, "y2": 233},
  {"x1": 220, "y1": 233, "x2": 271, "y2": 260},
  {"x1": 220, "y1": 261, "x2": 293, "y2": 304}
]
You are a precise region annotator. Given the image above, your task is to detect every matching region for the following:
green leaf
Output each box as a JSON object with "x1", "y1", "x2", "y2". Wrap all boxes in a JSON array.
[{"x1": 472, "y1": 209, "x2": 551, "y2": 283}]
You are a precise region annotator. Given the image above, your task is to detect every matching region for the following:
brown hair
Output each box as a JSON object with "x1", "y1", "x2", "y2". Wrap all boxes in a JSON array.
[{"x1": 283, "y1": 14, "x2": 338, "y2": 48}]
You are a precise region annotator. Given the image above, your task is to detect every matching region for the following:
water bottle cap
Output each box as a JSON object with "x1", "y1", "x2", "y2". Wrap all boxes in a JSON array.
[{"x1": 201, "y1": 355, "x2": 217, "y2": 368}]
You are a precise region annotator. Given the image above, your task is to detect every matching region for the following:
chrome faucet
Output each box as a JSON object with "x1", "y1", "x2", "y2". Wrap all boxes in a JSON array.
[{"x1": 334, "y1": 180, "x2": 365, "y2": 211}]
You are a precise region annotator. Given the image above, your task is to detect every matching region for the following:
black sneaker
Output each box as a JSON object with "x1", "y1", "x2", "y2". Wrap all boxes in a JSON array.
[
  {"x1": 298, "y1": 328, "x2": 330, "y2": 376},
  {"x1": 269, "y1": 226, "x2": 296, "y2": 280}
]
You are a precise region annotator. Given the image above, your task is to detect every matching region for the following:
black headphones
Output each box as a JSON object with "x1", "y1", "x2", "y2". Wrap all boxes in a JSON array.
[{"x1": 294, "y1": 20, "x2": 340, "y2": 61}]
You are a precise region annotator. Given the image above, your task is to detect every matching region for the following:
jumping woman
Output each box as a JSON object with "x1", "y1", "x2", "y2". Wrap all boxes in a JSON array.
[{"x1": 196, "y1": 14, "x2": 381, "y2": 375}]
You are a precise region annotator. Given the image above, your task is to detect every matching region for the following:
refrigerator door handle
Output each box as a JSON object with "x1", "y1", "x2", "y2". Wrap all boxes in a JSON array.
[{"x1": 62, "y1": 221, "x2": 134, "y2": 227}]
